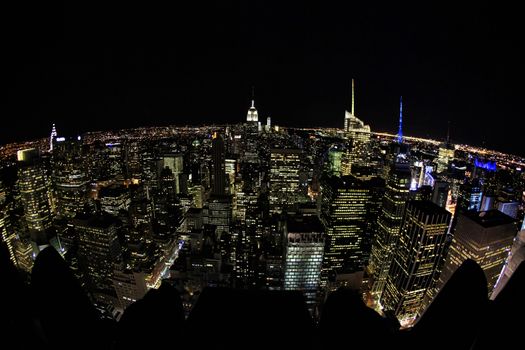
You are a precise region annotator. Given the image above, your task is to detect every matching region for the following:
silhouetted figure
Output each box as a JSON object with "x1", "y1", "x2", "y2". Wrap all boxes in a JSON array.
[
  {"x1": 320, "y1": 288, "x2": 395, "y2": 348},
  {"x1": 114, "y1": 282, "x2": 184, "y2": 349},
  {"x1": 408, "y1": 259, "x2": 488, "y2": 350},
  {"x1": 31, "y1": 247, "x2": 111, "y2": 350}
]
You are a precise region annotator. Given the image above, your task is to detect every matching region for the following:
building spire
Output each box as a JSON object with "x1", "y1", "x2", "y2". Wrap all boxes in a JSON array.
[
  {"x1": 351, "y1": 78, "x2": 355, "y2": 116},
  {"x1": 49, "y1": 123, "x2": 57, "y2": 151},
  {"x1": 251, "y1": 85, "x2": 255, "y2": 108},
  {"x1": 397, "y1": 96, "x2": 403, "y2": 143},
  {"x1": 446, "y1": 120, "x2": 451, "y2": 144}
]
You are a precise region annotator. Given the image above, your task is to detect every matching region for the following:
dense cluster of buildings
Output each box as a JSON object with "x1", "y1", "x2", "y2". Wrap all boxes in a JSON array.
[{"x1": 1, "y1": 87, "x2": 524, "y2": 325}]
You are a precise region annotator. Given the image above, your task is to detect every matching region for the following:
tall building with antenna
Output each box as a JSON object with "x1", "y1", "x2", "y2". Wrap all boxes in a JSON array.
[
  {"x1": 49, "y1": 124, "x2": 57, "y2": 151},
  {"x1": 436, "y1": 122, "x2": 455, "y2": 173},
  {"x1": 344, "y1": 79, "x2": 370, "y2": 140},
  {"x1": 246, "y1": 87, "x2": 258, "y2": 123}
]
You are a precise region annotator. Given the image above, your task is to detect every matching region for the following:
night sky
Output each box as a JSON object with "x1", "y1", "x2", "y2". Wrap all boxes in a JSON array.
[{"x1": 5, "y1": 1, "x2": 524, "y2": 156}]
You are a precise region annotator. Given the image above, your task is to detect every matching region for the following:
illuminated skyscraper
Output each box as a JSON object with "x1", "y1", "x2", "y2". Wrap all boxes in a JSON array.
[
  {"x1": 99, "y1": 185, "x2": 131, "y2": 216},
  {"x1": 49, "y1": 123, "x2": 58, "y2": 151},
  {"x1": 438, "y1": 210, "x2": 516, "y2": 297},
  {"x1": 436, "y1": 145, "x2": 455, "y2": 174},
  {"x1": 17, "y1": 149, "x2": 54, "y2": 254},
  {"x1": 246, "y1": 98, "x2": 258, "y2": 122},
  {"x1": 52, "y1": 136, "x2": 90, "y2": 217},
  {"x1": 74, "y1": 214, "x2": 122, "y2": 304},
  {"x1": 211, "y1": 133, "x2": 226, "y2": 196},
  {"x1": 344, "y1": 79, "x2": 371, "y2": 142},
  {"x1": 0, "y1": 182, "x2": 17, "y2": 266},
  {"x1": 381, "y1": 200, "x2": 452, "y2": 326},
  {"x1": 492, "y1": 229, "x2": 525, "y2": 298},
  {"x1": 284, "y1": 216, "x2": 325, "y2": 310},
  {"x1": 320, "y1": 175, "x2": 371, "y2": 283},
  {"x1": 457, "y1": 179, "x2": 482, "y2": 213},
  {"x1": 269, "y1": 148, "x2": 301, "y2": 214},
  {"x1": 369, "y1": 162, "x2": 411, "y2": 297},
  {"x1": 160, "y1": 153, "x2": 184, "y2": 194}
]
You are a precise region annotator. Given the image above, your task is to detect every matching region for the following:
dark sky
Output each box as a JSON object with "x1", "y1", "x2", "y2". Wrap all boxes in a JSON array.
[{"x1": 5, "y1": 1, "x2": 524, "y2": 156}]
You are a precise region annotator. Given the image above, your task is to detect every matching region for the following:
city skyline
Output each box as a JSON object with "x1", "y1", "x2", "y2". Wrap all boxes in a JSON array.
[
  {"x1": 5, "y1": 2, "x2": 524, "y2": 157},
  {"x1": 2, "y1": 2, "x2": 523, "y2": 348}
]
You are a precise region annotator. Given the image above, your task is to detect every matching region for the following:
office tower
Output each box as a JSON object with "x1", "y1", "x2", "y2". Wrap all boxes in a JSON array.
[
  {"x1": 0, "y1": 184, "x2": 17, "y2": 266},
  {"x1": 496, "y1": 200, "x2": 519, "y2": 219},
  {"x1": 457, "y1": 179, "x2": 482, "y2": 213},
  {"x1": 49, "y1": 123, "x2": 57, "y2": 151},
  {"x1": 326, "y1": 145, "x2": 343, "y2": 176},
  {"x1": 160, "y1": 153, "x2": 184, "y2": 194},
  {"x1": 369, "y1": 162, "x2": 411, "y2": 297},
  {"x1": 344, "y1": 79, "x2": 371, "y2": 143},
  {"x1": 17, "y1": 149, "x2": 54, "y2": 254},
  {"x1": 363, "y1": 177, "x2": 386, "y2": 270},
  {"x1": 112, "y1": 268, "x2": 148, "y2": 310},
  {"x1": 438, "y1": 210, "x2": 516, "y2": 296},
  {"x1": 381, "y1": 200, "x2": 452, "y2": 326},
  {"x1": 320, "y1": 175, "x2": 371, "y2": 284},
  {"x1": 284, "y1": 216, "x2": 325, "y2": 310},
  {"x1": 189, "y1": 184, "x2": 204, "y2": 209},
  {"x1": 74, "y1": 214, "x2": 122, "y2": 304},
  {"x1": 211, "y1": 133, "x2": 226, "y2": 196},
  {"x1": 206, "y1": 195, "x2": 231, "y2": 236},
  {"x1": 431, "y1": 180, "x2": 449, "y2": 208},
  {"x1": 266, "y1": 116, "x2": 271, "y2": 131},
  {"x1": 99, "y1": 185, "x2": 131, "y2": 216},
  {"x1": 52, "y1": 136, "x2": 89, "y2": 217},
  {"x1": 269, "y1": 148, "x2": 301, "y2": 214},
  {"x1": 246, "y1": 98, "x2": 258, "y2": 122},
  {"x1": 480, "y1": 193, "x2": 495, "y2": 211},
  {"x1": 492, "y1": 229, "x2": 525, "y2": 298},
  {"x1": 436, "y1": 144, "x2": 455, "y2": 174},
  {"x1": 159, "y1": 167, "x2": 177, "y2": 198}
]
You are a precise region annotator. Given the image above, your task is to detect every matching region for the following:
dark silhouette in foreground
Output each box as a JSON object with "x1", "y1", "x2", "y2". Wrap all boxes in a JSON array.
[{"x1": 1, "y1": 244, "x2": 522, "y2": 349}]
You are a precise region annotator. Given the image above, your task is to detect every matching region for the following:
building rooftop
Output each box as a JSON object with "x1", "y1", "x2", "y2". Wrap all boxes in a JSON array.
[
  {"x1": 407, "y1": 200, "x2": 451, "y2": 217},
  {"x1": 465, "y1": 209, "x2": 516, "y2": 228},
  {"x1": 286, "y1": 215, "x2": 324, "y2": 234}
]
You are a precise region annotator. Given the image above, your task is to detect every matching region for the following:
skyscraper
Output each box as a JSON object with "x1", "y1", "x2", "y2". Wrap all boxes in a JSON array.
[
  {"x1": 74, "y1": 213, "x2": 122, "y2": 304},
  {"x1": 284, "y1": 216, "x2": 325, "y2": 311},
  {"x1": 369, "y1": 162, "x2": 411, "y2": 298},
  {"x1": 269, "y1": 148, "x2": 301, "y2": 214},
  {"x1": 320, "y1": 175, "x2": 371, "y2": 283},
  {"x1": 246, "y1": 99, "x2": 258, "y2": 122},
  {"x1": 344, "y1": 79, "x2": 371, "y2": 143},
  {"x1": 49, "y1": 123, "x2": 57, "y2": 151},
  {"x1": 438, "y1": 210, "x2": 516, "y2": 296},
  {"x1": 381, "y1": 200, "x2": 452, "y2": 326},
  {"x1": 211, "y1": 133, "x2": 226, "y2": 196},
  {"x1": 457, "y1": 179, "x2": 482, "y2": 213},
  {"x1": 52, "y1": 136, "x2": 90, "y2": 217},
  {"x1": 17, "y1": 149, "x2": 54, "y2": 254},
  {"x1": 0, "y1": 182, "x2": 17, "y2": 266}
]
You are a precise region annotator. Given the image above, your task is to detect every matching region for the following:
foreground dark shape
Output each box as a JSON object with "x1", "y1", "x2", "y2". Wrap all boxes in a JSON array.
[{"x1": 1, "y1": 244, "x2": 522, "y2": 349}]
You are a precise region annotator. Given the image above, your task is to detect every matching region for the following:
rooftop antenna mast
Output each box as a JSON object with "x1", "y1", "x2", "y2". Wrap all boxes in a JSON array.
[{"x1": 397, "y1": 96, "x2": 403, "y2": 143}]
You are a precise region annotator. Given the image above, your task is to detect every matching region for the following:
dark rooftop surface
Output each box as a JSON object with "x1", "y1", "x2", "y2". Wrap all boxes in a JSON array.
[{"x1": 465, "y1": 209, "x2": 515, "y2": 228}]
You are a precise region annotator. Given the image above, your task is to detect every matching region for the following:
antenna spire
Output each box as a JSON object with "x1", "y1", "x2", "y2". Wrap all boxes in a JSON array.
[
  {"x1": 397, "y1": 96, "x2": 403, "y2": 143},
  {"x1": 351, "y1": 79, "x2": 355, "y2": 116},
  {"x1": 251, "y1": 86, "x2": 255, "y2": 108},
  {"x1": 446, "y1": 121, "x2": 451, "y2": 144}
]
